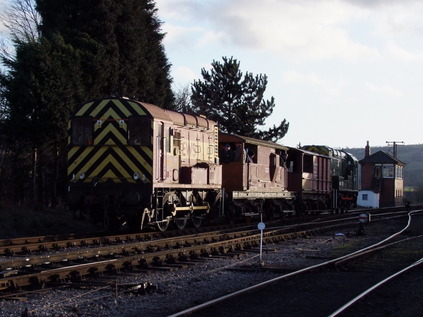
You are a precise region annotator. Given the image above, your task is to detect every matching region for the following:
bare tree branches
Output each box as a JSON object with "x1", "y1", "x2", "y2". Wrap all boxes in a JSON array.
[
  {"x1": 1, "y1": 0, "x2": 41, "y2": 44},
  {"x1": 173, "y1": 84, "x2": 192, "y2": 113}
]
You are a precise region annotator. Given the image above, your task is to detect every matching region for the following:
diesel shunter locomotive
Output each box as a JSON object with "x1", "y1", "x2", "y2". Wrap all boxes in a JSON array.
[
  {"x1": 67, "y1": 97, "x2": 359, "y2": 231},
  {"x1": 67, "y1": 98, "x2": 222, "y2": 231}
]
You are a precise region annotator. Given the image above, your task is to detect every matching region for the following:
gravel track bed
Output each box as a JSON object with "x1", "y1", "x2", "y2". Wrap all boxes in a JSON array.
[{"x1": 0, "y1": 218, "x2": 411, "y2": 317}]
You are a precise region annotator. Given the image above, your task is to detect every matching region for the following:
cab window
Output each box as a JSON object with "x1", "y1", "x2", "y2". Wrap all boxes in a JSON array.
[
  {"x1": 128, "y1": 117, "x2": 151, "y2": 145},
  {"x1": 72, "y1": 117, "x2": 93, "y2": 145}
]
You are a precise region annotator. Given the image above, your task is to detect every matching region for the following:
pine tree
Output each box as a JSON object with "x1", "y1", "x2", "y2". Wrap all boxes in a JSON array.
[
  {"x1": 36, "y1": 0, "x2": 174, "y2": 107},
  {"x1": 3, "y1": 37, "x2": 81, "y2": 146},
  {"x1": 1, "y1": 34, "x2": 83, "y2": 205},
  {"x1": 191, "y1": 57, "x2": 289, "y2": 142}
]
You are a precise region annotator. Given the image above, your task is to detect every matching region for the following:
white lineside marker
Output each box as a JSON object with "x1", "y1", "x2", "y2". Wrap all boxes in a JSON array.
[
  {"x1": 358, "y1": 213, "x2": 369, "y2": 223},
  {"x1": 258, "y1": 222, "x2": 265, "y2": 265}
]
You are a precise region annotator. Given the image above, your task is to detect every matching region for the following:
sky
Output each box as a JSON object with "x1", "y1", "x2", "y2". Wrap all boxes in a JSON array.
[{"x1": 1, "y1": 0, "x2": 423, "y2": 149}]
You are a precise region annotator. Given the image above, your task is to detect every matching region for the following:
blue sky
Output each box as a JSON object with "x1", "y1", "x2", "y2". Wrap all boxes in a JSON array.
[{"x1": 1, "y1": 0, "x2": 423, "y2": 148}]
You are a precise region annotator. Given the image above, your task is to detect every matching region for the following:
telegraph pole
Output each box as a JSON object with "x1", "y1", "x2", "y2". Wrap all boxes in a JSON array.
[{"x1": 386, "y1": 141, "x2": 404, "y2": 158}]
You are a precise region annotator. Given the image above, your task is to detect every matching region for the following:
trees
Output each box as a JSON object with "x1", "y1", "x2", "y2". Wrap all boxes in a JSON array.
[
  {"x1": 173, "y1": 85, "x2": 192, "y2": 113},
  {"x1": 0, "y1": 0, "x2": 175, "y2": 207},
  {"x1": 191, "y1": 57, "x2": 289, "y2": 142},
  {"x1": 2, "y1": 0, "x2": 174, "y2": 138},
  {"x1": 36, "y1": 0, "x2": 174, "y2": 108},
  {"x1": 0, "y1": 36, "x2": 79, "y2": 206}
]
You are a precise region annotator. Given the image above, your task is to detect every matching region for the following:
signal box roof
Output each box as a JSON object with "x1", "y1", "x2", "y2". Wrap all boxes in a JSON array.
[{"x1": 359, "y1": 150, "x2": 405, "y2": 166}]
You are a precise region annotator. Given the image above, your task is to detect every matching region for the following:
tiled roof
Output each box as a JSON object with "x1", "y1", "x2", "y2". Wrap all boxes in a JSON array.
[{"x1": 359, "y1": 150, "x2": 405, "y2": 165}]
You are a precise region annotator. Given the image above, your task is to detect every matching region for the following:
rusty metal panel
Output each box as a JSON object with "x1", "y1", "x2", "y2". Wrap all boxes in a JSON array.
[
  {"x1": 180, "y1": 167, "x2": 208, "y2": 184},
  {"x1": 302, "y1": 172, "x2": 313, "y2": 191},
  {"x1": 208, "y1": 165, "x2": 222, "y2": 185},
  {"x1": 191, "y1": 167, "x2": 208, "y2": 184},
  {"x1": 221, "y1": 162, "x2": 245, "y2": 191}
]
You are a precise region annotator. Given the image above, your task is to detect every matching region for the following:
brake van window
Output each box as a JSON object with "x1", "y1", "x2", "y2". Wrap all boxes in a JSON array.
[
  {"x1": 128, "y1": 117, "x2": 151, "y2": 145},
  {"x1": 72, "y1": 117, "x2": 93, "y2": 145}
]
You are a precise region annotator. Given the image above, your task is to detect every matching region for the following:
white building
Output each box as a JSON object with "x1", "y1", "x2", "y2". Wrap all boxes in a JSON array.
[{"x1": 357, "y1": 190, "x2": 379, "y2": 208}]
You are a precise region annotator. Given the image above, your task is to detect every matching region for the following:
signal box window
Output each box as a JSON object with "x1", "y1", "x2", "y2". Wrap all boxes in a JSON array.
[
  {"x1": 72, "y1": 117, "x2": 93, "y2": 145},
  {"x1": 128, "y1": 117, "x2": 151, "y2": 145},
  {"x1": 374, "y1": 166, "x2": 382, "y2": 178}
]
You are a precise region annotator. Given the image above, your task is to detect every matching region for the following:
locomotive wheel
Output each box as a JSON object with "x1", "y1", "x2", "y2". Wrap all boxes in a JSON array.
[
  {"x1": 191, "y1": 215, "x2": 203, "y2": 228},
  {"x1": 191, "y1": 202, "x2": 209, "y2": 228},
  {"x1": 174, "y1": 217, "x2": 188, "y2": 230},
  {"x1": 156, "y1": 192, "x2": 178, "y2": 231},
  {"x1": 156, "y1": 213, "x2": 170, "y2": 231}
]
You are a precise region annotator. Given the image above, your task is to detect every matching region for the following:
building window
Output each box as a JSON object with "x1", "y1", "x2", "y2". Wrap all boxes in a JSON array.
[
  {"x1": 395, "y1": 166, "x2": 403, "y2": 179},
  {"x1": 382, "y1": 165, "x2": 394, "y2": 178},
  {"x1": 374, "y1": 166, "x2": 382, "y2": 178},
  {"x1": 362, "y1": 194, "x2": 368, "y2": 201}
]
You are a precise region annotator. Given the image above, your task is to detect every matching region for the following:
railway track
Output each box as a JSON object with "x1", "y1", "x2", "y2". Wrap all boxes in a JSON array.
[
  {"x1": 0, "y1": 209, "x2": 413, "y2": 292},
  {"x1": 0, "y1": 207, "x2": 417, "y2": 316},
  {"x1": 168, "y1": 210, "x2": 423, "y2": 317},
  {"x1": 0, "y1": 207, "x2": 404, "y2": 256},
  {"x1": 0, "y1": 215, "x2": 360, "y2": 293},
  {"x1": 0, "y1": 221, "x2": 277, "y2": 256}
]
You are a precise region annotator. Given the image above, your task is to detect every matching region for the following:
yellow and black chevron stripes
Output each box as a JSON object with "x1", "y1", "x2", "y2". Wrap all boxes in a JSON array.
[
  {"x1": 68, "y1": 98, "x2": 154, "y2": 184},
  {"x1": 303, "y1": 145, "x2": 330, "y2": 156},
  {"x1": 75, "y1": 99, "x2": 148, "y2": 118},
  {"x1": 68, "y1": 99, "x2": 153, "y2": 146},
  {"x1": 67, "y1": 120, "x2": 72, "y2": 146},
  {"x1": 68, "y1": 145, "x2": 153, "y2": 184},
  {"x1": 94, "y1": 120, "x2": 127, "y2": 145}
]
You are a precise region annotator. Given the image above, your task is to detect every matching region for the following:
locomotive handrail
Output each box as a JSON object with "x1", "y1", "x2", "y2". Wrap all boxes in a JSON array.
[{"x1": 163, "y1": 136, "x2": 167, "y2": 180}]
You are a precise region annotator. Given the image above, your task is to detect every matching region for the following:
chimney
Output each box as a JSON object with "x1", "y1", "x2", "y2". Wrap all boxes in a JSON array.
[{"x1": 365, "y1": 141, "x2": 371, "y2": 158}]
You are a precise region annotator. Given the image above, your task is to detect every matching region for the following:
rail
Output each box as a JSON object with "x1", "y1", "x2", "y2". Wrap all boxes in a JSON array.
[{"x1": 167, "y1": 209, "x2": 423, "y2": 317}]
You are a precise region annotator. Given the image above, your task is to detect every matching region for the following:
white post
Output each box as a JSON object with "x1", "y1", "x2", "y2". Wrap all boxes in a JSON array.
[{"x1": 257, "y1": 213, "x2": 266, "y2": 266}]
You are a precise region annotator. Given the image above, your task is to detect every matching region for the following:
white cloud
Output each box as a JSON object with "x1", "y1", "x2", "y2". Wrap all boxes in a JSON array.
[
  {"x1": 365, "y1": 82, "x2": 403, "y2": 98},
  {"x1": 172, "y1": 65, "x2": 198, "y2": 85},
  {"x1": 159, "y1": 0, "x2": 423, "y2": 63},
  {"x1": 385, "y1": 42, "x2": 423, "y2": 62},
  {"x1": 162, "y1": 24, "x2": 203, "y2": 48},
  {"x1": 158, "y1": 0, "x2": 205, "y2": 22},
  {"x1": 161, "y1": 13, "x2": 228, "y2": 49},
  {"x1": 282, "y1": 70, "x2": 346, "y2": 96},
  {"x1": 369, "y1": 1, "x2": 423, "y2": 37},
  {"x1": 199, "y1": 0, "x2": 381, "y2": 61}
]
